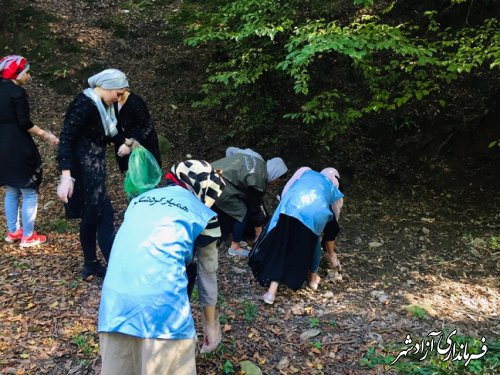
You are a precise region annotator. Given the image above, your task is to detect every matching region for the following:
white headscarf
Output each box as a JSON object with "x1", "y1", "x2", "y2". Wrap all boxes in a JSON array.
[
  {"x1": 281, "y1": 166, "x2": 311, "y2": 197},
  {"x1": 320, "y1": 167, "x2": 340, "y2": 188},
  {"x1": 83, "y1": 69, "x2": 128, "y2": 137},
  {"x1": 266, "y1": 157, "x2": 288, "y2": 182},
  {"x1": 88, "y1": 69, "x2": 129, "y2": 89},
  {"x1": 321, "y1": 167, "x2": 343, "y2": 220}
]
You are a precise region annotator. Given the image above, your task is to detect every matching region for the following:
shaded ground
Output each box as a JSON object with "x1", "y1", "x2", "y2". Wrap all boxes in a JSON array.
[{"x1": 0, "y1": 1, "x2": 499, "y2": 374}]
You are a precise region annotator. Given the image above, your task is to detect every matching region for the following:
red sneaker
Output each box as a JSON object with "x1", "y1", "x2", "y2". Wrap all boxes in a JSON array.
[
  {"x1": 20, "y1": 232, "x2": 47, "y2": 247},
  {"x1": 5, "y1": 228, "x2": 23, "y2": 243}
]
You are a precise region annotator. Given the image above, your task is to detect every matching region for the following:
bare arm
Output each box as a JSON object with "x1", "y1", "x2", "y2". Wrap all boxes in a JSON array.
[
  {"x1": 196, "y1": 239, "x2": 218, "y2": 307},
  {"x1": 197, "y1": 239, "x2": 222, "y2": 353},
  {"x1": 27, "y1": 125, "x2": 59, "y2": 146}
]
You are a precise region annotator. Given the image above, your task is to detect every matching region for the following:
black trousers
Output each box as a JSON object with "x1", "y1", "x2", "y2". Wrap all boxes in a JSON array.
[{"x1": 80, "y1": 197, "x2": 115, "y2": 264}]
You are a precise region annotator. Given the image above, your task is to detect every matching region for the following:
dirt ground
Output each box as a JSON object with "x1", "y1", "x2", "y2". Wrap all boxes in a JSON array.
[{"x1": 0, "y1": 1, "x2": 498, "y2": 374}]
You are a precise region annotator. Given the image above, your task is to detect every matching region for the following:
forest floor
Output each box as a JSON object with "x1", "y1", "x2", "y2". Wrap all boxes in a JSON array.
[{"x1": 0, "y1": 1, "x2": 499, "y2": 374}]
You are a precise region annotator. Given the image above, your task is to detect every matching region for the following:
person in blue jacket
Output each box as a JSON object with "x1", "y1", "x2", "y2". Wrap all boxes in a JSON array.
[
  {"x1": 98, "y1": 160, "x2": 225, "y2": 374},
  {"x1": 249, "y1": 167, "x2": 344, "y2": 305}
]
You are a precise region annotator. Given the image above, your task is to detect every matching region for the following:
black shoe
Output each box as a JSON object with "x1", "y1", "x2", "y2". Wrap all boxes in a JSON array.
[{"x1": 82, "y1": 260, "x2": 107, "y2": 281}]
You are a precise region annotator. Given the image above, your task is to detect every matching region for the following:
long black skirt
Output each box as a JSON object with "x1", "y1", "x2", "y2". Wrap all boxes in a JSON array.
[{"x1": 249, "y1": 214, "x2": 318, "y2": 291}]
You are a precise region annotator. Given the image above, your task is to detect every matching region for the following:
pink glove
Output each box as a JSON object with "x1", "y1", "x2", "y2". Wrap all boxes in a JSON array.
[
  {"x1": 44, "y1": 131, "x2": 59, "y2": 146},
  {"x1": 117, "y1": 143, "x2": 132, "y2": 157},
  {"x1": 328, "y1": 252, "x2": 342, "y2": 272},
  {"x1": 200, "y1": 317, "x2": 221, "y2": 353},
  {"x1": 57, "y1": 175, "x2": 75, "y2": 203},
  {"x1": 129, "y1": 138, "x2": 141, "y2": 149}
]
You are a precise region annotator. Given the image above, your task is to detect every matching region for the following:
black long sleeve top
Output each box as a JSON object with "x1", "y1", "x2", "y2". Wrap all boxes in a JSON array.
[
  {"x1": 0, "y1": 80, "x2": 42, "y2": 188},
  {"x1": 57, "y1": 93, "x2": 125, "y2": 171}
]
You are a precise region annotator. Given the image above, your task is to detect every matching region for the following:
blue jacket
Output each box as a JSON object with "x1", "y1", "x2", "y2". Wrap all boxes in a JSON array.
[{"x1": 98, "y1": 186, "x2": 216, "y2": 339}]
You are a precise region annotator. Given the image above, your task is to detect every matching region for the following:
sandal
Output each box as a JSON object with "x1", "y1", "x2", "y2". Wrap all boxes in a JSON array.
[
  {"x1": 262, "y1": 292, "x2": 275, "y2": 305},
  {"x1": 228, "y1": 247, "x2": 250, "y2": 257},
  {"x1": 308, "y1": 274, "x2": 321, "y2": 290}
]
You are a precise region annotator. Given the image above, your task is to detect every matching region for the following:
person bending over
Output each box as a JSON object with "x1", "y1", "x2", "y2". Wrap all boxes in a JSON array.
[
  {"x1": 98, "y1": 160, "x2": 225, "y2": 374},
  {"x1": 249, "y1": 167, "x2": 343, "y2": 305}
]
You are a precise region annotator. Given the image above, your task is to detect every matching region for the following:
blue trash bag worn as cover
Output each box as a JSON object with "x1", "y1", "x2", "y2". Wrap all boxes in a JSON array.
[
  {"x1": 266, "y1": 170, "x2": 344, "y2": 236},
  {"x1": 98, "y1": 186, "x2": 216, "y2": 339}
]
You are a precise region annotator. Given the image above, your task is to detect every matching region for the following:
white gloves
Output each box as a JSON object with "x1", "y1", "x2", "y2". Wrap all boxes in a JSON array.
[
  {"x1": 117, "y1": 138, "x2": 141, "y2": 157},
  {"x1": 129, "y1": 138, "x2": 141, "y2": 149},
  {"x1": 327, "y1": 252, "x2": 342, "y2": 272},
  {"x1": 57, "y1": 175, "x2": 75, "y2": 203},
  {"x1": 44, "y1": 131, "x2": 59, "y2": 146},
  {"x1": 200, "y1": 316, "x2": 221, "y2": 353},
  {"x1": 117, "y1": 143, "x2": 132, "y2": 157}
]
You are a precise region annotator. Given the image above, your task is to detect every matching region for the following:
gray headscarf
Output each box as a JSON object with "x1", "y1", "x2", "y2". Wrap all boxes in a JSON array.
[
  {"x1": 87, "y1": 68, "x2": 129, "y2": 89},
  {"x1": 225, "y1": 146, "x2": 264, "y2": 161},
  {"x1": 83, "y1": 69, "x2": 128, "y2": 137},
  {"x1": 266, "y1": 157, "x2": 288, "y2": 182}
]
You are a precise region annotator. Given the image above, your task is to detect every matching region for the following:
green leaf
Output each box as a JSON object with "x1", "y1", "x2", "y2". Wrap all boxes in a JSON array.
[{"x1": 240, "y1": 360, "x2": 262, "y2": 375}]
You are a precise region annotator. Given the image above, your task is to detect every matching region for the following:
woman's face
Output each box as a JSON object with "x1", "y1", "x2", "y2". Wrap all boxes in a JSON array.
[
  {"x1": 14, "y1": 71, "x2": 31, "y2": 86},
  {"x1": 100, "y1": 88, "x2": 126, "y2": 105}
]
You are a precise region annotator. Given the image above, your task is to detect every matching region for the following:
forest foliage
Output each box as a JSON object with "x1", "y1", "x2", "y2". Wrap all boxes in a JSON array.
[{"x1": 170, "y1": 0, "x2": 499, "y2": 147}]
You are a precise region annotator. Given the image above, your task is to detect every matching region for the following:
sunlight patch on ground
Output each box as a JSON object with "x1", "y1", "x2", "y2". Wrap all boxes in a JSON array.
[{"x1": 402, "y1": 275, "x2": 499, "y2": 326}]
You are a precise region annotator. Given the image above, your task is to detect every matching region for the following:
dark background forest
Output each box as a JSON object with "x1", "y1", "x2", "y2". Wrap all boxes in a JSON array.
[{"x1": 0, "y1": 0, "x2": 499, "y2": 374}]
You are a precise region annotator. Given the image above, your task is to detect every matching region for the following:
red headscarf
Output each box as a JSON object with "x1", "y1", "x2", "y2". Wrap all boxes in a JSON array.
[{"x1": 0, "y1": 55, "x2": 30, "y2": 80}]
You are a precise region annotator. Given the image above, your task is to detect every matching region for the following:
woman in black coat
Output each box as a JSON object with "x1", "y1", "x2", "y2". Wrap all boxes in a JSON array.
[
  {"x1": 113, "y1": 89, "x2": 161, "y2": 172},
  {"x1": 0, "y1": 55, "x2": 59, "y2": 247},
  {"x1": 56, "y1": 69, "x2": 133, "y2": 280}
]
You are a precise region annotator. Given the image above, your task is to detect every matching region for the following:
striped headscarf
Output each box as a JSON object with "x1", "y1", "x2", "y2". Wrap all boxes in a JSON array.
[
  {"x1": 0, "y1": 55, "x2": 29, "y2": 80},
  {"x1": 171, "y1": 160, "x2": 225, "y2": 208}
]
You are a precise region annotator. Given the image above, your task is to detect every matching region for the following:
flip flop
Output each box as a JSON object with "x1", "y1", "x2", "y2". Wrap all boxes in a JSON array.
[
  {"x1": 262, "y1": 292, "x2": 275, "y2": 305},
  {"x1": 228, "y1": 247, "x2": 250, "y2": 257}
]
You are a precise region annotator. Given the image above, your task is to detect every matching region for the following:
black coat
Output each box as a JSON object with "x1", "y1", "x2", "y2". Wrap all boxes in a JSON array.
[
  {"x1": 0, "y1": 80, "x2": 42, "y2": 189},
  {"x1": 57, "y1": 93, "x2": 125, "y2": 218},
  {"x1": 113, "y1": 92, "x2": 161, "y2": 172}
]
